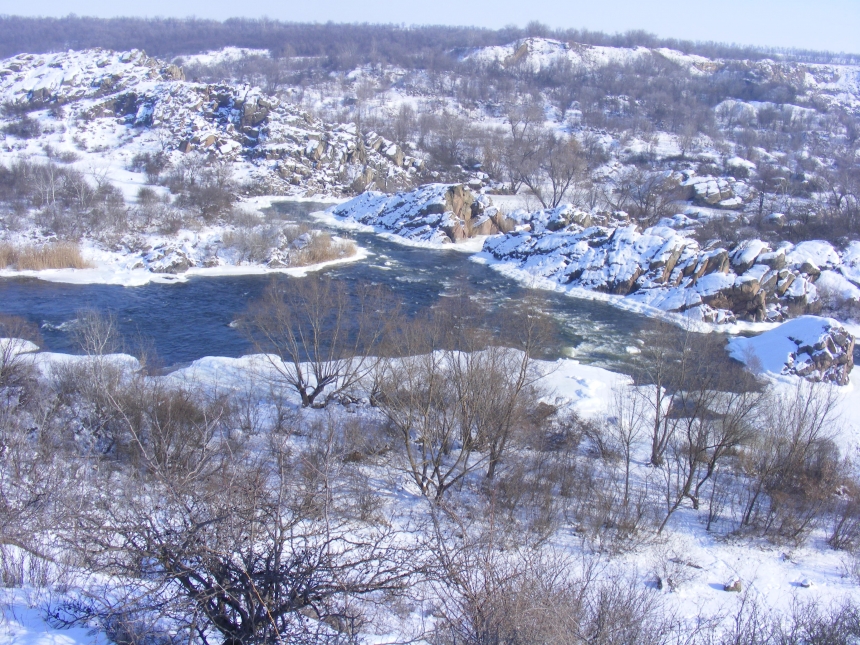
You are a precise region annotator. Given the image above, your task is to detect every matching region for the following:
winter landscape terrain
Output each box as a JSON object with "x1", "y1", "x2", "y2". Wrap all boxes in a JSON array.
[{"x1": 2, "y1": 16, "x2": 860, "y2": 645}]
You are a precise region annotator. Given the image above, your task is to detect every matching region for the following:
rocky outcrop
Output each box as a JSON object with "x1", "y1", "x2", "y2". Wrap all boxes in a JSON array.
[
  {"x1": 330, "y1": 184, "x2": 859, "y2": 325},
  {"x1": 789, "y1": 324, "x2": 854, "y2": 385},
  {"x1": 331, "y1": 184, "x2": 505, "y2": 244},
  {"x1": 486, "y1": 208, "x2": 860, "y2": 324},
  {"x1": 145, "y1": 246, "x2": 194, "y2": 274},
  {"x1": 728, "y1": 316, "x2": 855, "y2": 385},
  {"x1": 0, "y1": 49, "x2": 425, "y2": 198}
]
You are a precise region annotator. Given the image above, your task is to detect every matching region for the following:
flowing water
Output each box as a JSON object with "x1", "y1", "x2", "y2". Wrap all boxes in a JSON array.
[{"x1": 0, "y1": 201, "x2": 686, "y2": 372}]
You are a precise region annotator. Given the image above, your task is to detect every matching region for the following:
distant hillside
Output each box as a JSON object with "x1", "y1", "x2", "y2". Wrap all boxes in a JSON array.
[{"x1": 0, "y1": 16, "x2": 856, "y2": 66}]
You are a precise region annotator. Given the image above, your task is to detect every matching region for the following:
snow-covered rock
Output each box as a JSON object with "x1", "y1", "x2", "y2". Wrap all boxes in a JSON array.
[
  {"x1": 727, "y1": 315, "x2": 855, "y2": 385},
  {"x1": 330, "y1": 184, "x2": 501, "y2": 244},
  {"x1": 329, "y1": 184, "x2": 860, "y2": 325},
  {"x1": 0, "y1": 48, "x2": 421, "y2": 198}
]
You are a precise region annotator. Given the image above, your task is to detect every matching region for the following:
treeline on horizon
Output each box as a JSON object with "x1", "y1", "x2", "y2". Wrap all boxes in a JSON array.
[{"x1": 0, "y1": 15, "x2": 857, "y2": 68}]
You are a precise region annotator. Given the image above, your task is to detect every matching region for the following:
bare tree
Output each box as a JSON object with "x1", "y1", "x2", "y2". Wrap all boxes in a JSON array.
[
  {"x1": 606, "y1": 167, "x2": 682, "y2": 225},
  {"x1": 378, "y1": 311, "x2": 485, "y2": 501},
  {"x1": 244, "y1": 276, "x2": 392, "y2": 407},
  {"x1": 737, "y1": 380, "x2": 842, "y2": 541},
  {"x1": 632, "y1": 322, "x2": 688, "y2": 467},
  {"x1": 61, "y1": 409, "x2": 420, "y2": 645},
  {"x1": 528, "y1": 134, "x2": 586, "y2": 209},
  {"x1": 606, "y1": 382, "x2": 645, "y2": 506}
]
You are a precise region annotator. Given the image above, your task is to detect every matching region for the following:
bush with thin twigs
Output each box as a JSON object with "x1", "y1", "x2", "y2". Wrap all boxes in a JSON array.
[{"x1": 0, "y1": 241, "x2": 91, "y2": 270}]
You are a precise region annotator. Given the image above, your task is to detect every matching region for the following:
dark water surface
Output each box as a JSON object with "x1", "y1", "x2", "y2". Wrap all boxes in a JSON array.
[{"x1": 1, "y1": 201, "x2": 657, "y2": 371}]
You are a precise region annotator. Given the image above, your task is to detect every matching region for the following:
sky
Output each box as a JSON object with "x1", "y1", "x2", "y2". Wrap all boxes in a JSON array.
[{"x1": 9, "y1": 0, "x2": 860, "y2": 54}]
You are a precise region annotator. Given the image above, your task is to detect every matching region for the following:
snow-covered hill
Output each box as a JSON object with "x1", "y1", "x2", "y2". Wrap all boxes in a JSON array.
[
  {"x1": 0, "y1": 48, "x2": 422, "y2": 198},
  {"x1": 464, "y1": 36, "x2": 860, "y2": 111}
]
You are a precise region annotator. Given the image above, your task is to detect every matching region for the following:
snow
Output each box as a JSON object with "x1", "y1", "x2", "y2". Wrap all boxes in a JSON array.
[
  {"x1": 3, "y1": 39, "x2": 860, "y2": 644},
  {"x1": 726, "y1": 315, "x2": 845, "y2": 375},
  {"x1": 464, "y1": 37, "x2": 655, "y2": 74},
  {"x1": 786, "y1": 240, "x2": 841, "y2": 269},
  {"x1": 841, "y1": 240, "x2": 860, "y2": 286},
  {"x1": 816, "y1": 270, "x2": 860, "y2": 302},
  {"x1": 0, "y1": 243, "x2": 369, "y2": 287},
  {"x1": 731, "y1": 239, "x2": 770, "y2": 268},
  {"x1": 0, "y1": 338, "x2": 40, "y2": 356},
  {"x1": 1, "y1": 590, "x2": 105, "y2": 645},
  {"x1": 175, "y1": 47, "x2": 270, "y2": 67},
  {"x1": 4, "y1": 339, "x2": 860, "y2": 641},
  {"x1": 541, "y1": 358, "x2": 629, "y2": 417}
]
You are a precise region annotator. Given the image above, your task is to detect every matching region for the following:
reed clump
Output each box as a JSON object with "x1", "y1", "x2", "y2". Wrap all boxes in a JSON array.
[
  {"x1": 0, "y1": 241, "x2": 91, "y2": 270},
  {"x1": 290, "y1": 233, "x2": 356, "y2": 267}
]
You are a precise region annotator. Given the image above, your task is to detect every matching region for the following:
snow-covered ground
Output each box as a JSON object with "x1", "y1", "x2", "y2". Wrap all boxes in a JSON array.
[
  {"x1": 0, "y1": 233, "x2": 367, "y2": 286},
  {"x1": 3, "y1": 339, "x2": 860, "y2": 643}
]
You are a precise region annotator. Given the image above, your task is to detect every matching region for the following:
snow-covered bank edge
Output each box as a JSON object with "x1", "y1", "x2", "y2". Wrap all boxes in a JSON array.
[
  {"x1": 3, "y1": 345, "x2": 860, "y2": 644},
  {"x1": 0, "y1": 197, "x2": 362, "y2": 287},
  {"x1": 0, "y1": 245, "x2": 369, "y2": 286},
  {"x1": 472, "y1": 251, "x2": 783, "y2": 336}
]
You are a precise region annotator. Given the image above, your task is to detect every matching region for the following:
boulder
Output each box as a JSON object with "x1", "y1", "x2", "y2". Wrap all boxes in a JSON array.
[
  {"x1": 382, "y1": 143, "x2": 404, "y2": 167},
  {"x1": 470, "y1": 214, "x2": 500, "y2": 236},
  {"x1": 161, "y1": 64, "x2": 184, "y2": 81},
  {"x1": 798, "y1": 261, "x2": 821, "y2": 279},
  {"x1": 775, "y1": 270, "x2": 796, "y2": 297},
  {"x1": 651, "y1": 245, "x2": 685, "y2": 284},
  {"x1": 792, "y1": 324, "x2": 855, "y2": 385},
  {"x1": 731, "y1": 239, "x2": 769, "y2": 274},
  {"x1": 350, "y1": 167, "x2": 376, "y2": 193},
  {"x1": 693, "y1": 249, "x2": 730, "y2": 279},
  {"x1": 757, "y1": 250, "x2": 786, "y2": 270},
  {"x1": 147, "y1": 248, "x2": 192, "y2": 274},
  {"x1": 724, "y1": 578, "x2": 742, "y2": 593},
  {"x1": 241, "y1": 96, "x2": 269, "y2": 128}
]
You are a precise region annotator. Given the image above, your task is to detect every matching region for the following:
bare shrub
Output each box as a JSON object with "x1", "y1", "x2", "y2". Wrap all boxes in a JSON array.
[
  {"x1": 2, "y1": 113, "x2": 41, "y2": 139},
  {"x1": 222, "y1": 225, "x2": 280, "y2": 262},
  {"x1": 829, "y1": 478, "x2": 860, "y2": 551},
  {"x1": 737, "y1": 381, "x2": 842, "y2": 543},
  {"x1": 58, "y1": 427, "x2": 420, "y2": 645},
  {"x1": 0, "y1": 315, "x2": 40, "y2": 406},
  {"x1": 169, "y1": 157, "x2": 237, "y2": 221},
  {"x1": 605, "y1": 167, "x2": 684, "y2": 226},
  {"x1": 429, "y1": 521, "x2": 669, "y2": 645},
  {"x1": 651, "y1": 543, "x2": 700, "y2": 592},
  {"x1": 129, "y1": 150, "x2": 170, "y2": 183}
]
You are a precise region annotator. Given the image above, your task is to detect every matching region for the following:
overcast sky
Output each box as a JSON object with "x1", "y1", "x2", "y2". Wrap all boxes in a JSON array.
[{"x1": 12, "y1": 0, "x2": 860, "y2": 54}]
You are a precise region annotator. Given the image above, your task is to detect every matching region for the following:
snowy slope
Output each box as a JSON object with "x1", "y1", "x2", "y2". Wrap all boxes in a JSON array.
[{"x1": 0, "y1": 48, "x2": 421, "y2": 198}]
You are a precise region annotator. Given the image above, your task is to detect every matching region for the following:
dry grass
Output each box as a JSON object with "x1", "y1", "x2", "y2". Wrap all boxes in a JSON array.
[
  {"x1": 290, "y1": 233, "x2": 357, "y2": 267},
  {"x1": 0, "y1": 241, "x2": 91, "y2": 270}
]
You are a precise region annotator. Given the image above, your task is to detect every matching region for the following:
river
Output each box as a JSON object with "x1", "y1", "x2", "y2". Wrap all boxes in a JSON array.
[{"x1": 0, "y1": 201, "x2": 687, "y2": 373}]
